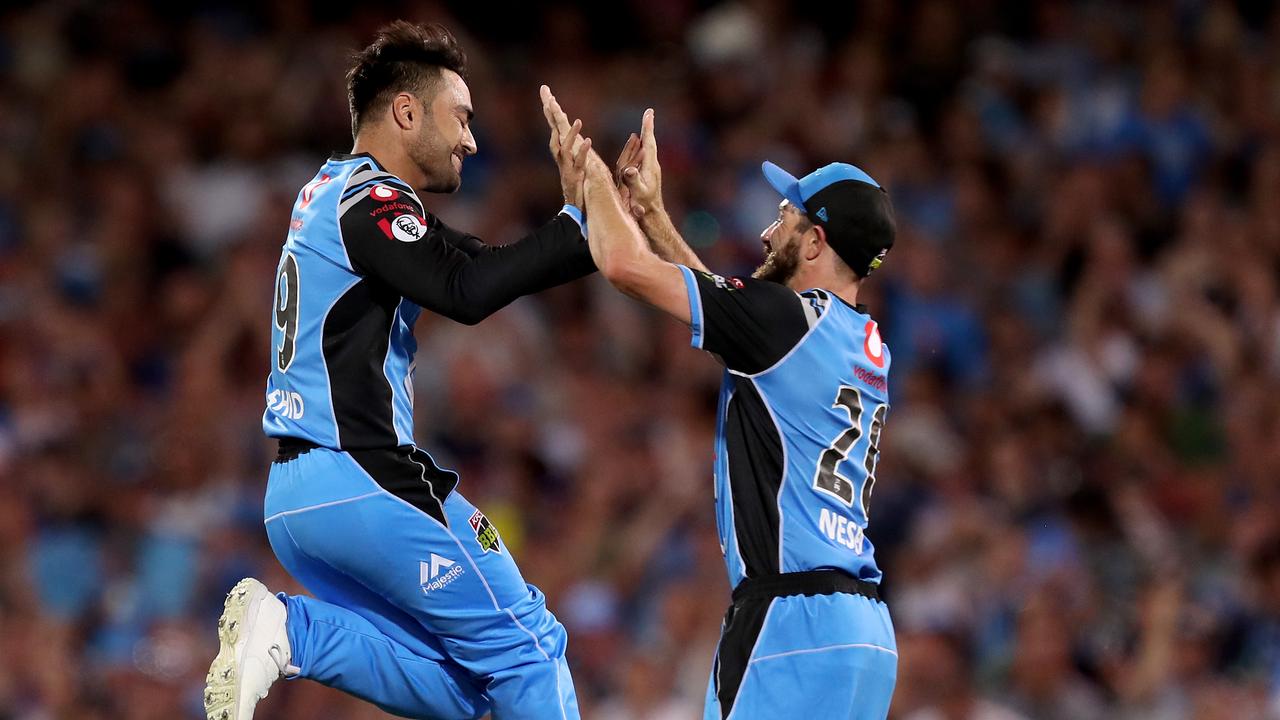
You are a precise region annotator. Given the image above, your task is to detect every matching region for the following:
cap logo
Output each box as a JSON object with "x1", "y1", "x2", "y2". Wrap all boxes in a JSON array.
[
  {"x1": 816, "y1": 207, "x2": 829, "y2": 222},
  {"x1": 867, "y1": 248, "x2": 888, "y2": 274}
]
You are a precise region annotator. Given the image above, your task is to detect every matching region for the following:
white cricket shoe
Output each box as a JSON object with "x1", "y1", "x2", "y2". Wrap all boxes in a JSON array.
[{"x1": 204, "y1": 578, "x2": 298, "y2": 720}]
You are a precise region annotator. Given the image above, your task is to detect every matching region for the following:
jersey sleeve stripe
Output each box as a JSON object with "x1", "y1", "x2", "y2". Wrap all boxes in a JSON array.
[
  {"x1": 341, "y1": 176, "x2": 414, "y2": 201},
  {"x1": 677, "y1": 264, "x2": 705, "y2": 349},
  {"x1": 337, "y1": 181, "x2": 424, "y2": 217},
  {"x1": 798, "y1": 289, "x2": 832, "y2": 328}
]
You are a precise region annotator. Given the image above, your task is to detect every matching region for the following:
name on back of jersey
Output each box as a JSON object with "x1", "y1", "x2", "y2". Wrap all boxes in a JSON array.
[
  {"x1": 818, "y1": 507, "x2": 866, "y2": 554},
  {"x1": 267, "y1": 389, "x2": 305, "y2": 420}
]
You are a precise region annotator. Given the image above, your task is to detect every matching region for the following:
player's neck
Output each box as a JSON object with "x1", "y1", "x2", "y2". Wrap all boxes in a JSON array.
[
  {"x1": 788, "y1": 269, "x2": 860, "y2": 308},
  {"x1": 350, "y1": 135, "x2": 428, "y2": 190}
]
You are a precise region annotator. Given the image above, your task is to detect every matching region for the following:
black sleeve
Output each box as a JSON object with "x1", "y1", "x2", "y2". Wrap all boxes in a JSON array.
[
  {"x1": 434, "y1": 222, "x2": 487, "y2": 258},
  {"x1": 682, "y1": 268, "x2": 814, "y2": 374},
  {"x1": 339, "y1": 187, "x2": 596, "y2": 325}
]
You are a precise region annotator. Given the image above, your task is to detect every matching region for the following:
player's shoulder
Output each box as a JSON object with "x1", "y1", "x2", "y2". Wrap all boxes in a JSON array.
[
  {"x1": 798, "y1": 288, "x2": 889, "y2": 359},
  {"x1": 335, "y1": 160, "x2": 422, "y2": 214}
]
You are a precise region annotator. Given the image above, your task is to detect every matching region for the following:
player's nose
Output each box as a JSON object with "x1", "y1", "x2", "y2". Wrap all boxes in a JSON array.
[{"x1": 461, "y1": 126, "x2": 478, "y2": 156}]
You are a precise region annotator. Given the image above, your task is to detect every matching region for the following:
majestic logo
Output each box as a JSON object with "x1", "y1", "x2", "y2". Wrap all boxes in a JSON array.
[
  {"x1": 469, "y1": 510, "x2": 502, "y2": 554},
  {"x1": 816, "y1": 207, "x2": 829, "y2": 222},
  {"x1": 863, "y1": 321, "x2": 885, "y2": 369},
  {"x1": 420, "y1": 553, "x2": 464, "y2": 594},
  {"x1": 299, "y1": 174, "x2": 332, "y2": 209},
  {"x1": 266, "y1": 389, "x2": 305, "y2": 420},
  {"x1": 818, "y1": 507, "x2": 865, "y2": 553},
  {"x1": 370, "y1": 184, "x2": 400, "y2": 202}
]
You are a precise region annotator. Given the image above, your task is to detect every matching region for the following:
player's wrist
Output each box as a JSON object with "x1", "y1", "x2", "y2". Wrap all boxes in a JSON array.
[{"x1": 635, "y1": 198, "x2": 667, "y2": 225}]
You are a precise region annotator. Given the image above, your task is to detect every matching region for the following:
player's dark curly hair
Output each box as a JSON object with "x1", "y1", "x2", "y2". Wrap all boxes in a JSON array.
[{"x1": 346, "y1": 21, "x2": 468, "y2": 138}]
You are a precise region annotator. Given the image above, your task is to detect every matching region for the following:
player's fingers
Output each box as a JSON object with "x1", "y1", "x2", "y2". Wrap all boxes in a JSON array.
[
  {"x1": 640, "y1": 108, "x2": 657, "y2": 161},
  {"x1": 616, "y1": 134, "x2": 639, "y2": 176},
  {"x1": 548, "y1": 121, "x2": 560, "y2": 155},
  {"x1": 625, "y1": 135, "x2": 644, "y2": 173},
  {"x1": 562, "y1": 119, "x2": 582, "y2": 160},
  {"x1": 621, "y1": 166, "x2": 649, "y2": 197},
  {"x1": 574, "y1": 131, "x2": 591, "y2": 167},
  {"x1": 544, "y1": 88, "x2": 573, "y2": 136},
  {"x1": 540, "y1": 86, "x2": 559, "y2": 130}
]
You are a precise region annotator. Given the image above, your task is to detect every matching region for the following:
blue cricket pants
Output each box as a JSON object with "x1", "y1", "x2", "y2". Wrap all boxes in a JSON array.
[
  {"x1": 704, "y1": 591, "x2": 897, "y2": 719},
  {"x1": 263, "y1": 445, "x2": 578, "y2": 719}
]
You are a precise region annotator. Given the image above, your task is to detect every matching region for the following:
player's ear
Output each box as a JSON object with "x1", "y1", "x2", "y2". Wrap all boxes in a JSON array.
[
  {"x1": 805, "y1": 224, "x2": 826, "y2": 262},
  {"x1": 391, "y1": 92, "x2": 416, "y2": 131}
]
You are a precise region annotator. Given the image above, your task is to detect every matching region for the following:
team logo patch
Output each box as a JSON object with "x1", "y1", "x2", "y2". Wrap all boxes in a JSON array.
[
  {"x1": 864, "y1": 320, "x2": 885, "y2": 369},
  {"x1": 390, "y1": 213, "x2": 424, "y2": 242},
  {"x1": 370, "y1": 184, "x2": 400, "y2": 202},
  {"x1": 469, "y1": 510, "x2": 502, "y2": 554}
]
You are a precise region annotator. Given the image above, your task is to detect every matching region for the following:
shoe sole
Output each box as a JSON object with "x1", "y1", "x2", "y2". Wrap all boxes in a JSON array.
[{"x1": 204, "y1": 578, "x2": 264, "y2": 720}]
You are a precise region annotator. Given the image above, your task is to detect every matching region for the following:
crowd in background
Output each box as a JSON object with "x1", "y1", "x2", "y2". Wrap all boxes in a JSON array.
[{"x1": 3, "y1": 0, "x2": 1280, "y2": 717}]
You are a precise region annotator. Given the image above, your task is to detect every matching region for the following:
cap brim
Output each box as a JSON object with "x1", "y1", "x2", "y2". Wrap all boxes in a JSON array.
[{"x1": 761, "y1": 161, "x2": 807, "y2": 209}]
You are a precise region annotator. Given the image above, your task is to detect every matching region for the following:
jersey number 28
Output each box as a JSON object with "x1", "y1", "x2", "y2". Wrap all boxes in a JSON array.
[{"x1": 813, "y1": 386, "x2": 887, "y2": 517}]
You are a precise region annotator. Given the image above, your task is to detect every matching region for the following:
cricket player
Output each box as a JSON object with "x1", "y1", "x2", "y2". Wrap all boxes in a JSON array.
[
  {"x1": 203, "y1": 23, "x2": 594, "y2": 720},
  {"x1": 542, "y1": 89, "x2": 899, "y2": 719}
]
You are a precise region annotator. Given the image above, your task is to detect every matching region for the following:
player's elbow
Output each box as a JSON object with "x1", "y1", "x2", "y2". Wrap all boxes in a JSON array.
[
  {"x1": 599, "y1": 251, "x2": 647, "y2": 294},
  {"x1": 443, "y1": 302, "x2": 492, "y2": 326}
]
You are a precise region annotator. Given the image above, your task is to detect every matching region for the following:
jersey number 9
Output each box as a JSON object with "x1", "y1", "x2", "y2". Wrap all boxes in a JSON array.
[{"x1": 275, "y1": 253, "x2": 300, "y2": 372}]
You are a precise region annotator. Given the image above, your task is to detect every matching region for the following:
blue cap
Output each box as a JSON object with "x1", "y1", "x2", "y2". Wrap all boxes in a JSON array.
[
  {"x1": 760, "y1": 160, "x2": 894, "y2": 277},
  {"x1": 761, "y1": 161, "x2": 880, "y2": 209}
]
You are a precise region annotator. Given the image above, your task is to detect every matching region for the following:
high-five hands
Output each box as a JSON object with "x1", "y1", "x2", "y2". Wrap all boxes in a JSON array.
[
  {"x1": 615, "y1": 109, "x2": 663, "y2": 219},
  {"x1": 540, "y1": 85, "x2": 592, "y2": 208}
]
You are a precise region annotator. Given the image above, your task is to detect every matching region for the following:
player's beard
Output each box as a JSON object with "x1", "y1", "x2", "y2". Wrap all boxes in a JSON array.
[
  {"x1": 753, "y1": 235, "x2": 801, "y2": 284},
  {"x1": 411, "y1": 128, "x2": 462, "y2": 193}
]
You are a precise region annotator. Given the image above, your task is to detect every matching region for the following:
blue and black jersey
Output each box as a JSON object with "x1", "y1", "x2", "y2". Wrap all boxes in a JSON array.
[
  {"x1": 677, "y1": 268, "x2": 891, "y2": 588},
  {"x1": 264, "y1": 152, "x2": 593, "y2": 452}
]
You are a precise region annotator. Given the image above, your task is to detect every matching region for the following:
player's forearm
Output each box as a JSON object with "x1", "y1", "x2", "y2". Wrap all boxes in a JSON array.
[
  {"x1": 456, "y1": 215, "x2": 596, "y2": 320},
  {"x1": 582, "y1": 162, "x2": 692, "y2": 324},
  {"x1": 637, "y1": 206, "x2": 708, "y2": 273},
  {"x1": 582, "y1": 163, "x2": 654, "y2": 289}
]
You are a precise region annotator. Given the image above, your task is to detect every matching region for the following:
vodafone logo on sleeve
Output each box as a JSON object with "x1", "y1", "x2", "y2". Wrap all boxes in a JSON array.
[
  {"x1": 863, "y1": 320, "x2": 885, "y2": 368},
  {"x1": 370, "y1": 184, "x2": 400, "y2": 202}
]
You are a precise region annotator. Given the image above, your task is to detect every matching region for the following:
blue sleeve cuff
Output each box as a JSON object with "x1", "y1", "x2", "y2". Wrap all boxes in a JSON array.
[
  {"x1": 559, "y1": 204, "x2": 586, "y2": 238},
  {"x1": 677, "y1": 265, "x2": 704, "y2": 349}
]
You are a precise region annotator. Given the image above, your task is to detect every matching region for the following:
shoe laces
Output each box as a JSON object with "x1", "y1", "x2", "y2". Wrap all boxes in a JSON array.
[{"x1": 268, "y1": 645, "x2": 301, "y2": 678}]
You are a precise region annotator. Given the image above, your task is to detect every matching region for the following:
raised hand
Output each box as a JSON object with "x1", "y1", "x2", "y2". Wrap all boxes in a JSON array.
[
  {"x1": 615, "y1": 109, "x2": 663, "y2": 218},
  {"x1": 540, "y1": 85, "x2": 592, "y2": 207}
]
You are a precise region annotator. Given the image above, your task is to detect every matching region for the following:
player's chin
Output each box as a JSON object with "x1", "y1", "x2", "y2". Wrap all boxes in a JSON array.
[
  {"x1": 424, "y1": 171, "x2": 462, "y2": 194},
  {"x1": 753, "y1": 257, "x2": 792, "y2": 284}
]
